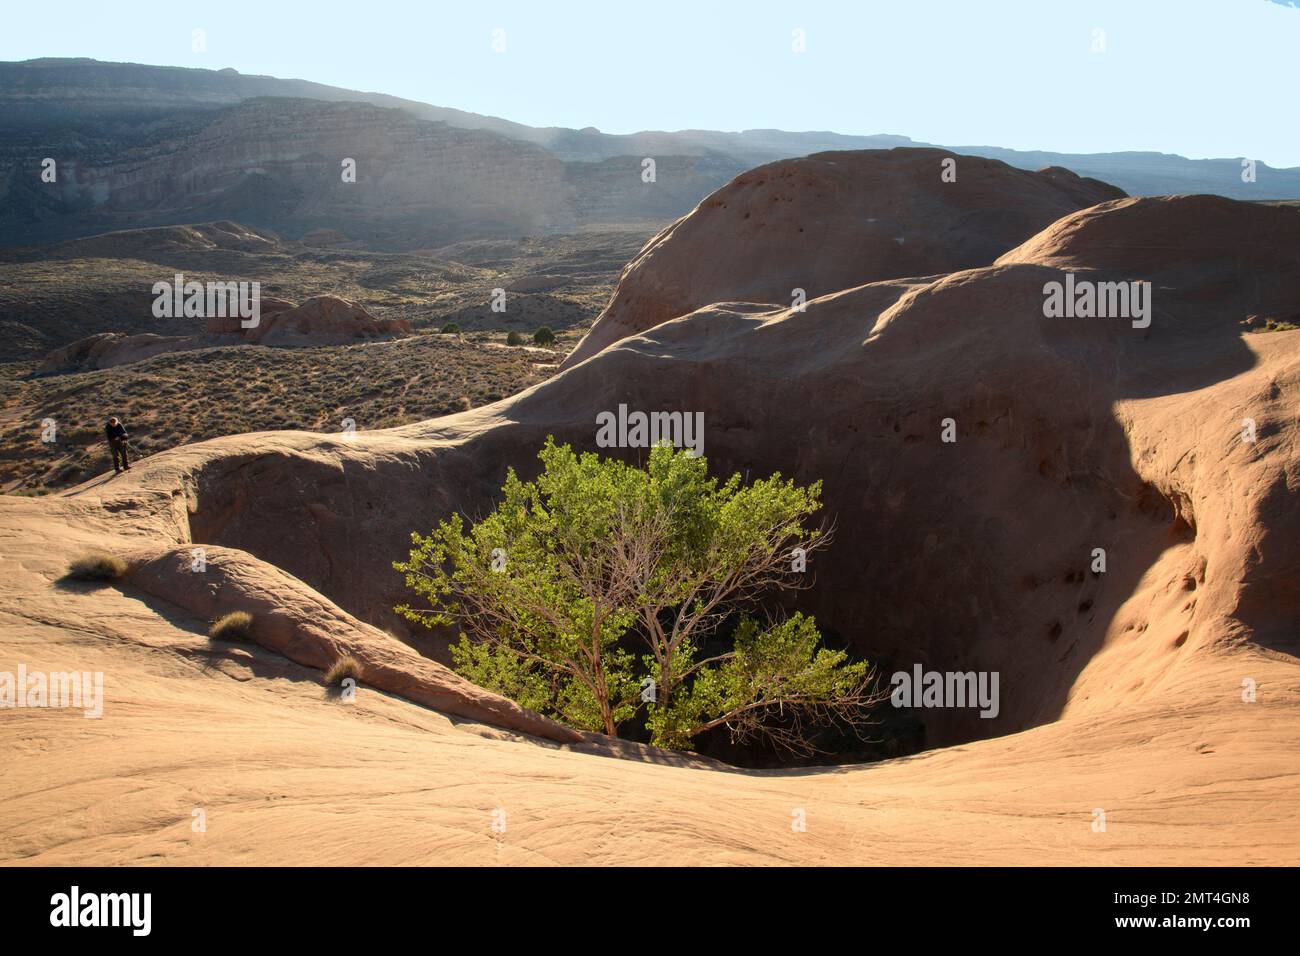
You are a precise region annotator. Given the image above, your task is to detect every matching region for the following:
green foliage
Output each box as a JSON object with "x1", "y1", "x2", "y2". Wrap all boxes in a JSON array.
[
  {"x1": 505, "y1": 331, "x2": 524, "y2": 346},
  {"x1": 1249, "y1": 319, "x2": 1300, "y2": 333},
  {"x1": 532, "y1": 326, "x2": 556, "y2": 346},
  {"x1": 440, "y1": 322, "x2": 461, "y2": 334},
  {"x1": 646, "y1": 613, "x2": 870, "y2": 751},
  {"x1": 395, "y1": 439, "x2": 876, "y2": 753}
]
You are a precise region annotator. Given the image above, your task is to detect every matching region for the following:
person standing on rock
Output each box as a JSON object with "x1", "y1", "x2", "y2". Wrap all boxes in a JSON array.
[{"x1": 105, "y1": 416, "x2": 131, "y2": 473}]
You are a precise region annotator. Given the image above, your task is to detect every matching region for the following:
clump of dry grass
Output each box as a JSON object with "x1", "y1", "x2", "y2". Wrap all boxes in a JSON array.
[
  {"x1": 66, "y1": 550, "x2": 127, "y2": 581},
  {"x1": 208, "y1": 610, "x2": 253, "y2": 642},
  {"x1": 324, "y1": 653, "x2": 363, "y2": 687}
]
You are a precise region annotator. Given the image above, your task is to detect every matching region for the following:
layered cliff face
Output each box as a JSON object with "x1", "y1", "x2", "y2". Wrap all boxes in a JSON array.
[
  {"x1": 5, "y1": 58, "x2": 1300, "y2": 201},
  {"x1": 0, "y1": 97, "x2": 745, "y2": 248},
  {"x1": 6, "y1": 58, "x2": 1299, "y2": 255}
]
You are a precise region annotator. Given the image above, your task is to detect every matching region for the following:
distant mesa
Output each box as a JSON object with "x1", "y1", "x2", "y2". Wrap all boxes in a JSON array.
[{"x1": 1, "y1": 56, "x2": 1297, "y2": 254}]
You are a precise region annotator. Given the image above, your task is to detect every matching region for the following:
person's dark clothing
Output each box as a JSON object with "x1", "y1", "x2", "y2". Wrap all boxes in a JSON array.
[{"x1": 106, "y1": 422, "x2": 130, "y2": 472}]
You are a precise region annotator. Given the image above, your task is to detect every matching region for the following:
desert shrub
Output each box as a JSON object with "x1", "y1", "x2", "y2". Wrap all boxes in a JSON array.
[
  {"x1": 1256, "y1": 319, "x2": 1299, "y2": 333},
  {"x1": 440, "y1": 322, "x2": 460, "y2": 334},
  {"x1": 532, "y1": 326, "x2": 556, "y2": 346},
  {"x1": 66, "y1": 550, "x2": 127, "y2": 581},
  {"x1": 208, "y1": 610, "x2": 253, "y2": 642},
  {"x1": 505, "y1": 331, "x2": 524, "y2": 346},
  {"x1": 396, "y1": 438, "x2": 880, "y2": 753},
  {"x1": 324, "y1": 654, "x2": 363, "y2": 687}
]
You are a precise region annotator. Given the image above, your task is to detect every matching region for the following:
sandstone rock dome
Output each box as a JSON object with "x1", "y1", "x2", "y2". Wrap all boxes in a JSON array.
[
  {"x1": 37, "y1": 294, "x2": 410, "y2": 373},
  {"x1": 244, "y1": 295, "x2": 410, "y2": 345},
  {"x1": 562, "y1": 147, "x2": 1125, "y2": 368}
]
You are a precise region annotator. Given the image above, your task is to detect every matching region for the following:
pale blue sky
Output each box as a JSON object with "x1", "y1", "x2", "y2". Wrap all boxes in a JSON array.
[{"x1": 4, "y1": 0, "x2": 1298, "y2": 166}]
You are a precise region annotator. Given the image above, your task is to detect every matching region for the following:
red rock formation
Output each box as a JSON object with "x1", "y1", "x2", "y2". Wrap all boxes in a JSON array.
[
  {"x1": 245, "y1": 295, "x2": 410, "y2": 345},
  {"x1": 36, "y1": 331, "x2": 194, "y2": 374},
  {"x1": 562, "y1": 148, "x2": 1125, "y2": 368},
  {"x1": 202, "y1": 295, "x2": 293, "y2": 335},
  {"x1": 38, "y1": 294, "x2": 409, "y2": 373}
]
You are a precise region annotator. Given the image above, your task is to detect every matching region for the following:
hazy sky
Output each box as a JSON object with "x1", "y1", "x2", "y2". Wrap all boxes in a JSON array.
[{"x1": 5, "y1": 0, "x2": 1298, "y2": 166}]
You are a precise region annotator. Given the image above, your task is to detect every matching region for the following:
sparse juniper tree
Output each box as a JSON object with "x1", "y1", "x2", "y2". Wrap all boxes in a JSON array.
[
  {"x1": 533, "y1": 326, "x2": 556, "y2": 346},
  {"x1": 395, "y1": 438, "x2": 880, "y2": 754}
]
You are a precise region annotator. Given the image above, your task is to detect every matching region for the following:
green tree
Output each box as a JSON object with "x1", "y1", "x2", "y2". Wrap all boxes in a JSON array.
[
  {"x1": 533, "y1": 326, "x2": 556, "y2": 347},
  {"x1": 505, "y1": 330, "x2": 524, "y2": 346},
  {"x1": 440, "y1": 322, "x2": 460, "y2": 334},
  {"x1": 395, "y1": 438, "x2": 879, "y2": 753}
]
